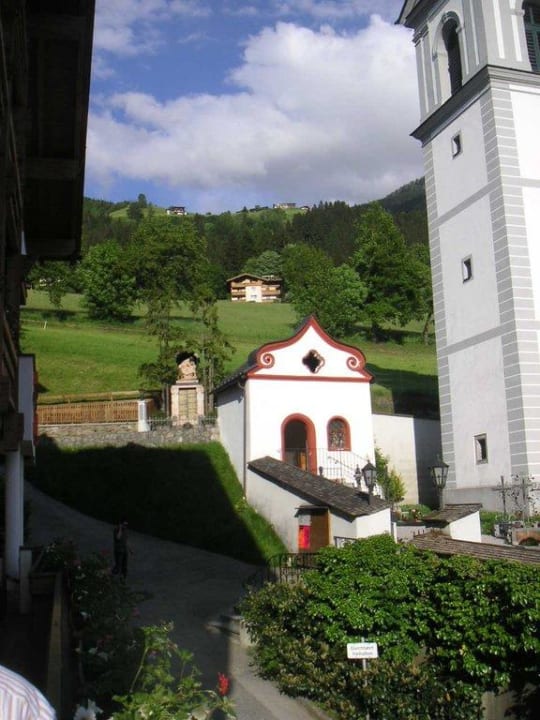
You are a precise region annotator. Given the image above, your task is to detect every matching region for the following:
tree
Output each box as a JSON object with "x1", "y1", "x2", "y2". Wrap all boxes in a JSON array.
[
  {"x1": 282, "y1": 244, "x2": 366, "y2": 336},
  {"x1": 242, "y1": 250, "x2": 282, "y2": 277},
  {"x1": 127, "y1": 202, "x2": 143, "y2": 222},
  {"x1": 351, "y1": 203, "x2": 430, "y2": 339},
  {"x1": 190, "y1": 296, "x2": 233, "y2": 414},
  {"x1": 80, "y1": 241, "x2": 136, "y2": 321},
  {"x1": 375, "y1": 447, "x2": 406, "y2": 507},
  {"x1": 27, "y1": 260, "x2": 78, "y2": 309},
  {"x1": 129, "y1": 215, "x2": 210, "y2": 388}
]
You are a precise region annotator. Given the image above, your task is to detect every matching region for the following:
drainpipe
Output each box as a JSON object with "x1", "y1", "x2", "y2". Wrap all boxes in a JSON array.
[{"x1": 239, "y1": 378, "x2": 248, "y2": 495}]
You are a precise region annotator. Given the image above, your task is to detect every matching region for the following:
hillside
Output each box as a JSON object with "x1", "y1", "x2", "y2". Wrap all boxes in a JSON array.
[{"x1": 21, "y1": 292, "x2": 438, "y2": 417}]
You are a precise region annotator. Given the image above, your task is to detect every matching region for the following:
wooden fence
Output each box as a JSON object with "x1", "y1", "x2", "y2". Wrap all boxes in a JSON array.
[{"x1": 37, "y1": 399, "x2": 147, "y2": 425}]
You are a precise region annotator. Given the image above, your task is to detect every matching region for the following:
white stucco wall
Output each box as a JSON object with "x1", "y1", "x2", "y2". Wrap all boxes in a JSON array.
[
  {"x1": 448, "y1": 338, "x2": 511, "y2": 488},
  {"x1": 512, "y1": 88, "x2": 540, "y2": 181},
  {"x1": 438, "y1": 197, "x2": 500, "y2": 346},
  {"x1": 19, "y1": 355, "x2": 35, "y2": 447},
  {"x1": 445, "y1": 511, "x2": 482, "y2": 543},
  {"x1": 522, "y1": 186, "x2": 540, "y2": 321},
  {"x1": 332, "y1": 509, "x2": 392, "y2": 542},
  {"x1": 246, "y1": 468, "x2": 392, "y2": 551},
  {"x1": 372, "y1": 414, "x2": 441, "y2": 506},
  {"x1": 215, "y1": 385, "x2": 245, "y2": 484},
  {"x1": 431, "y1": 101, "x2": 488, "y2": 218},
  {"x1": 246, "y1": 468, "x2": 303, "y2": 550},
  {"x1": 247, "y1": 378, "x2": 374, "y2": 469}
]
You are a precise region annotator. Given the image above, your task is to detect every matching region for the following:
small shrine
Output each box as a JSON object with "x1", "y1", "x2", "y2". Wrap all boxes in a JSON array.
[{"x1": 170, "y1": 352, "x2": 205, "y2": 425}]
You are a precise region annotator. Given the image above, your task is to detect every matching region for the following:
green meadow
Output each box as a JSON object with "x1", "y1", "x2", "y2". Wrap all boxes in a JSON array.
[{"x1": 21, "y1": 291, "x2": 438, "y2": 415}]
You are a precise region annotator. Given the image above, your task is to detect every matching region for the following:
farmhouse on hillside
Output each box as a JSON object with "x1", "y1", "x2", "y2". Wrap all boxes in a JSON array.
[{"x1": 227, "y1": 273, "x2": 283, "y2": 302}]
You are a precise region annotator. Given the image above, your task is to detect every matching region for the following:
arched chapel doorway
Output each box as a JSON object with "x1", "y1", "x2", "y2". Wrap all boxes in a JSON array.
[{"x1": 282, "y1": 414, "x2": 317, "y2": 474}]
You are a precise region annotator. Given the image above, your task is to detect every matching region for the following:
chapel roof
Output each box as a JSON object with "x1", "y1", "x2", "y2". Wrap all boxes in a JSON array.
[
  {"x1": 213, "y1": 315, "x2": 372, "y2": 394},
  {"x1": 248, "y1": 456, "x2": 391, "y2": 521}
]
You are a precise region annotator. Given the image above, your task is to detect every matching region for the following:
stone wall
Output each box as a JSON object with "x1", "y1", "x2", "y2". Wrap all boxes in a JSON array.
[{"x1": 39, "y1": 421, "x2": 219, "y2": 449}]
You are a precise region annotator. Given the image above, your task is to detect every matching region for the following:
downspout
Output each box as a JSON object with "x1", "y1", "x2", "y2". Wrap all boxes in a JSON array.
[{"x1": 239, "y1": 378, "x2": 248, "y2": 495}]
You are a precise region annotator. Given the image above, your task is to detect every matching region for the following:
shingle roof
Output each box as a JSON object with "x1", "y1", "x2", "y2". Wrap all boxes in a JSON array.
[
  {"x1": 409, "y1": 531, "x2": 540, "y2": 566},
  {"x1": 424, "y1": 504, "x2": 482, "y2": 526},
  {"x1": 248, "y1": 456, "x2": 391, "y2": 521}
]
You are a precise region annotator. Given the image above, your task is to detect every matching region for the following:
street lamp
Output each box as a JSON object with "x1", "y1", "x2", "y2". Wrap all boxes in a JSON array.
[
  {"x1": 362, "y1": 461, "x2": 378, "y2": 503},
  {"x1": 429, "y1": 460, "x2": 449, "y2": 510}
]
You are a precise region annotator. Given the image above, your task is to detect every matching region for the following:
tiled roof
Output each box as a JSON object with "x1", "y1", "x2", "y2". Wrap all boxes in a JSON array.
[
  {"x1": 424, "y1": 504, "x2": 482, "y2": 525},
  {"x1": 409, "y1": 531, "x2": 540, "y2": 566},
  {"x1": 248, "y1": 456, "x2": 391, "y2": 521}
]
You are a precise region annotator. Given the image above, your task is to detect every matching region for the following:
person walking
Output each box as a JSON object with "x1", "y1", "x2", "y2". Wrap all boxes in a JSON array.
[{"x1": 112, "y1": 519, "x2": 129, "y2": 577}]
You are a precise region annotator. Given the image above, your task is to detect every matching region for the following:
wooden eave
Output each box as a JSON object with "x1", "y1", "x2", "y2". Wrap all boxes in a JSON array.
[{"x1": 23, "y1": 0, "x2": 95, "y2": 261}]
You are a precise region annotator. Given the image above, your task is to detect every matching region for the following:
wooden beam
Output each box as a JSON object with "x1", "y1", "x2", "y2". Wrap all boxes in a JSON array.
[{"x1": 25, "y1": 157, "x2": 82, "y2": 181}]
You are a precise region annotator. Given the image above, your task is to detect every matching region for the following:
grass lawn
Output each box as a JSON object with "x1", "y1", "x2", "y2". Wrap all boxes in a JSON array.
[
  {"x1": 28, "y1": 441, "x2": 286, "y2": 564},
  {"x1": 22, "y1": 291, "x2": 438, "y2": 415}
]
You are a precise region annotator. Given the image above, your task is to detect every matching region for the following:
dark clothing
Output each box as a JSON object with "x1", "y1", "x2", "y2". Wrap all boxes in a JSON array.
[{"x1": 113, "y1": 523, "x2": 128, "y2": 577}]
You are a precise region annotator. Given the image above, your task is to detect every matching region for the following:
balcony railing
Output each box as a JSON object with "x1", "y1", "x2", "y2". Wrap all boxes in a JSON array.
[{"x1": 282, "y1": 447, "x2": 378, "y2": 493}]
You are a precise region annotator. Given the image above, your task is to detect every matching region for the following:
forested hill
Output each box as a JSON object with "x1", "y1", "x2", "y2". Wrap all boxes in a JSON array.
[{"x1": 83, "y1": 177, "x2": 427, "y2": 265}]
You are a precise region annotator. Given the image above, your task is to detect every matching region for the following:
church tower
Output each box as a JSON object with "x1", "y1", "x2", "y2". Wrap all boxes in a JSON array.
[{"x1": 398, "y1": 1, "x2": 540, "y2": 509}]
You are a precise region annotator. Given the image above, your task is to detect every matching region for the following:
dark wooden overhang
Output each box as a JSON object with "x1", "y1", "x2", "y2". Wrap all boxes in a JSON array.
[{"x1": 24, "y1": 0, "x2": 95, "y2": 260}]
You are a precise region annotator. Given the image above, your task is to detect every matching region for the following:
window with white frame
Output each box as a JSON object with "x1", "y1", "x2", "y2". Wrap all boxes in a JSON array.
[{"x1": 462, "y1": 256, "x2": 473, "y2": 282}]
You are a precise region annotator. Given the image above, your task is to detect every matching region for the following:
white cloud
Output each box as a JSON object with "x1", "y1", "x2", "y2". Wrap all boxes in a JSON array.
[
  {"x1": 93, "y1": 0, "x2": 211, "y2": 57},
  {"x1": 86, "y1": 16, "x2": 421, "y2": 212},
  {"x1": 272, "y1": 1, "x2": 404, "y2": 22}
]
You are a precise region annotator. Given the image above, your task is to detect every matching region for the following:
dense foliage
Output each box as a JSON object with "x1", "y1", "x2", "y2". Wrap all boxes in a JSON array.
[
  {"x1": 80, "y1": 241, "x2": 136, "y2": 321},
  {"x1": 240, "y1": 535, "x2": 539, "y2": 719},
  {"x1": 41, "y1": 541, "x2": 235, "y2": 718}
]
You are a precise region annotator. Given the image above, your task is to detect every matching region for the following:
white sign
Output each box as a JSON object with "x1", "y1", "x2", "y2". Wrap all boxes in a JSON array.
[{"x1": 347, "y1": 642, "x2": 378, "y2": 660}]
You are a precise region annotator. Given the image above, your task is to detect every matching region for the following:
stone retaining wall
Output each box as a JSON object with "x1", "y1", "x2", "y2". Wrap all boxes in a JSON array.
[{"x1": 39, "y1": 421, "x2": 219, "y2": 449}]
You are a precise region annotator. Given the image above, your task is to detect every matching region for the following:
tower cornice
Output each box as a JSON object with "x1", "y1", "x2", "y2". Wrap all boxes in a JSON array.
[{"x1": 411, "y1": 65, "x2": 540, "y2": 145}]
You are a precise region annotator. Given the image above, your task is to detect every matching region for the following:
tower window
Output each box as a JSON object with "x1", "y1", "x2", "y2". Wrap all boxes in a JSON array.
[
  {"x1": 462, "y1": 256, "x2": 473, "y2": 282},
  {"x1": 475, "y1": 434, "x2": 488, "y2": 463},
  {"x1": 524, "y1": 2, "x2": 540, "y2": 72},
  {"x1": 443, "y1": 20, "x2": 463, "y2": 94},
  {"x1": 451, "y1": 132, "x2": 462, "y2": 157}
]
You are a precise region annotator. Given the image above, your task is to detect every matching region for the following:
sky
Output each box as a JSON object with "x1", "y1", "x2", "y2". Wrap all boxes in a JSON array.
[{"x1": 85, "y1": 0, "x2": 422, "y2": 215}]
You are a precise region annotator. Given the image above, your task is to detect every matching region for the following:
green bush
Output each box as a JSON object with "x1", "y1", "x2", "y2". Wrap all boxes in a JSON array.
[{"x1": 241, "y1": 535, "x2": 539, "y2": 719}]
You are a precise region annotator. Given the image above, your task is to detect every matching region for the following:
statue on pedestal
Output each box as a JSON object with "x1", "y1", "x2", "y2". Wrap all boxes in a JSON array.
[{"x1": 176, "y1": 351, "x2": 198, "y2": 382}]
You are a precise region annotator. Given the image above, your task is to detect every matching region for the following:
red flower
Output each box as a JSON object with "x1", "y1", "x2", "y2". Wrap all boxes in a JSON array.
[{"x1": 217, "y1": 672, "x2": 230, "y2": 696}]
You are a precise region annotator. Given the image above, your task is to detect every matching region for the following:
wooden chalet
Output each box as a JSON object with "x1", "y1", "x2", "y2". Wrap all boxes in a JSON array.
[{"x1": 227, "y1": 273, "x2": 283, "y2": 302}]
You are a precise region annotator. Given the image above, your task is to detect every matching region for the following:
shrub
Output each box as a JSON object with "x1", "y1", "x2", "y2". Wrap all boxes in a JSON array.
[{"x1": 240, "y1": 535, "x2": 540, "y2": 719}]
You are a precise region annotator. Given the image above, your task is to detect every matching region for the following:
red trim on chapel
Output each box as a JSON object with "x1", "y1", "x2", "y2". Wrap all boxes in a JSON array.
[{"x1": 249, "y1": 315, "x2": 372, "y2": 382}]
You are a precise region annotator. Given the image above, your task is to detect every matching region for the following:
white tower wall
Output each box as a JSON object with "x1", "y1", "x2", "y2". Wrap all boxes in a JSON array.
[{"x1": 399, "y1": 0, "x2": 540, "y2": 509}]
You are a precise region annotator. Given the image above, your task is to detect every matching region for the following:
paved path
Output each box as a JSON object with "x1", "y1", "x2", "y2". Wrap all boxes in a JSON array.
[{"x1": 26, "y1": 483, "x2": 323, "y2": 720}]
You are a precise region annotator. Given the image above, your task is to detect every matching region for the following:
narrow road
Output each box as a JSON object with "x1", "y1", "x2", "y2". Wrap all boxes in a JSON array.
[{"x1": 26, "y1": 483, "x2": 324, "y2": 720}]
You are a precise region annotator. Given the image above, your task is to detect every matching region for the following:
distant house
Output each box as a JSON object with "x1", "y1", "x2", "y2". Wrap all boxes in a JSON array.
[
  {"x1": 227, "y1": 273, "x2": 282, "y2": 303},
  {"x1": 273, "y1": 202, "x2": 296, "y2": 210},
  {"x1": 166, "y1": 206, "x2": 186, "y2": 216}
]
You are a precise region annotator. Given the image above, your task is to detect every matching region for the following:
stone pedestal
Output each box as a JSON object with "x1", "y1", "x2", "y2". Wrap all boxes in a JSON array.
[{"x1": 170, "y1": 381, "x2": 205, "y2": 426}]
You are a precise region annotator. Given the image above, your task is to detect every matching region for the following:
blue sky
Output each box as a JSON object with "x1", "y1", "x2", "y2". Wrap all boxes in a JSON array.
[{"x1": 85, "y1": 0, "x2": 421, "y2": 214}]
